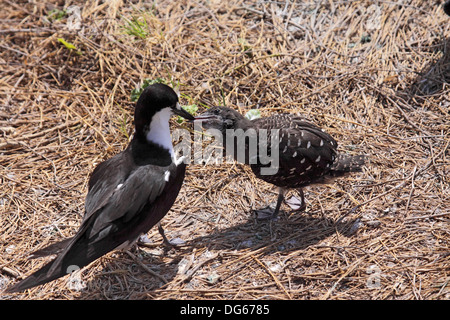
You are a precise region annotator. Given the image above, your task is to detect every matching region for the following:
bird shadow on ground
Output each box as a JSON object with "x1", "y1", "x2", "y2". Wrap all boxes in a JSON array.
[
  {"x1": 71, "y1": 209, "x2": 358, "y2": 299},
  {"x1": 71, "y1": 244, "x2": 180, "y2": 299},
  {"x1": 182, "y1": 210, "x2": 359, "y2": 254}
]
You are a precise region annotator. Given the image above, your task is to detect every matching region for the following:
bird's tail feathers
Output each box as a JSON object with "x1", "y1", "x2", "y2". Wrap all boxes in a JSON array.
[
  {"x1": 5, "y1": 230, "x2": 122, "y2": 293},
  {"x1": 330, "y1": 154, "x2": 365, "y2": 175},
  {"x1": 28, "y1": 238, "x2": 73, "y2": 259},
  {"x1": 4, "y1": 259, "x2": 69, "y2": 293}
]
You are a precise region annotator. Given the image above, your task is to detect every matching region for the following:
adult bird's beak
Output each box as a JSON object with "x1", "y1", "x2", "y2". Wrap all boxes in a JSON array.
[{"x1": 172, "y1": 102, "x2": 195, "y2": 121}]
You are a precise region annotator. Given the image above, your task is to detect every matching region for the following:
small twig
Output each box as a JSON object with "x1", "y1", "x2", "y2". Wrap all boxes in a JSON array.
[
  {"x1": 405, "y1": 210, "x2": 450, "y2": 221},
  {"x1": 405, "y1": 166, "x2": 417, "y2": 214},
  {"x1": 252, "y1": 255, "x2": 292, "y2": 299},
  {"x1": 0, "y1": 28, "x2": 54, "y2": 34},
  {"x1": 0, "y1": 43, "x2": 30, "y2": 57},
  {"x1": 1, "y1": 266, "x2": 20, "y2": 278},
  {"x1": 0, "y1": 119, "x2": 81, "y2": 150},
  {"x1": 180, "y1": 253, "x2": 219, "y2": 283},
  {"x1": 125, "y1": 250, "x2": 168, "y2": 284}
]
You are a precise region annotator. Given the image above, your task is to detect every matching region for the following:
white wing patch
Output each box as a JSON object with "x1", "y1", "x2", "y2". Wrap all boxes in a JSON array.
[{"x1": 164, "y1": 170, "x2": 171, "y2": 182}]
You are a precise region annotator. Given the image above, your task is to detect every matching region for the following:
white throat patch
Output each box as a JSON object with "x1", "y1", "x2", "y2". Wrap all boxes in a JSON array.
[{"x1": 145, "y1": 107, "x2": 174, "y2": 156}]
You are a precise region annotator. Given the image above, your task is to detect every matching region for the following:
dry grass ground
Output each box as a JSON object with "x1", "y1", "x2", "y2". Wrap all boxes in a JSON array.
[{"x1": 0, "y1": 0, "x2": 449, "y2": 300}]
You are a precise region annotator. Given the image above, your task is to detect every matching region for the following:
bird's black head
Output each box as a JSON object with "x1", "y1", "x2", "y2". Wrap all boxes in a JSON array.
[
  {"x1": 134, "y1": 83, "x2": 194, "y2": 140},
  {"x1": 194, "y1": 106, "x2": 249, "y2": 133}
]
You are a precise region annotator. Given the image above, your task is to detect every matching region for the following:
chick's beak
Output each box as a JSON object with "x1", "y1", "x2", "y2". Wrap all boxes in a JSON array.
[
  {"x1": 172, "y1": 102, "x2": 195, "y2": 121},
  {"x1": 193, "y1": 114, "x2": 216, "y2": 121},
  {"x1": 193, "y1": 112, "x2": 224, "y2": 131}
]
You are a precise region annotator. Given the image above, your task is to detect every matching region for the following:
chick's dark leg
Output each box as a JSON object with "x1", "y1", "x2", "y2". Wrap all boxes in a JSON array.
[{"x1": 255, "y1": 188, "x2": 285, "y2": 220}]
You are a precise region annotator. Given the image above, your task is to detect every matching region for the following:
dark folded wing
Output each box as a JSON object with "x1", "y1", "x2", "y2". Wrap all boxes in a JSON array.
[
  {"x1": 6, "y1": 161, "x2": 185, "y2": 293},
  {"x1": 252, "y1": 114, "x2": 338, "y2": 187}
]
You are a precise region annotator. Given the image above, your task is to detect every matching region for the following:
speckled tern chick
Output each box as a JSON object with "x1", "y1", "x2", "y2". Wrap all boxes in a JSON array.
[
  {"x1": 195, "y1": 106, "x2": 365, "y2": 220},
  {"x1": 6, "y1": 83, "x2": 194, "y2": 293}
]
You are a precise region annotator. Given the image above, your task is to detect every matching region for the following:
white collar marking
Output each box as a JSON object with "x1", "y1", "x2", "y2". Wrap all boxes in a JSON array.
[{"x1": 146, "y1": 107, "x2": 174, "y2": 156}]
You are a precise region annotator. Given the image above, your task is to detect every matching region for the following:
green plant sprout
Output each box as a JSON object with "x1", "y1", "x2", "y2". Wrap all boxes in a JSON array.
[
  {"x1": 47, "y1": 9, "x2": 67, "y2": 22},
  {"x1": 177, "y1": 104, "x2": 198, "y2": 123},
  {"x1": 130, "y1": 78, "x2": 167, "y2": 102},
  {"x1": 122, "y1": 16, "x2": 149, "y2": 39},
  {"x1": 57, "y1": 38, "x2": 82, "y2": 55}
]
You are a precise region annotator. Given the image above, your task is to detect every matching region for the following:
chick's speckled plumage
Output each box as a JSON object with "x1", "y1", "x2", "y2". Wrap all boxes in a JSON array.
[
  {"x1": 251, "y1": 113, "x2": 338, "y2": 188},
  {"x1": 198, "y1": 106, "x2": 364, "y2": 187},
  {"x1": 196, "y1": 106, "x2": 365, "y2": 219}
]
